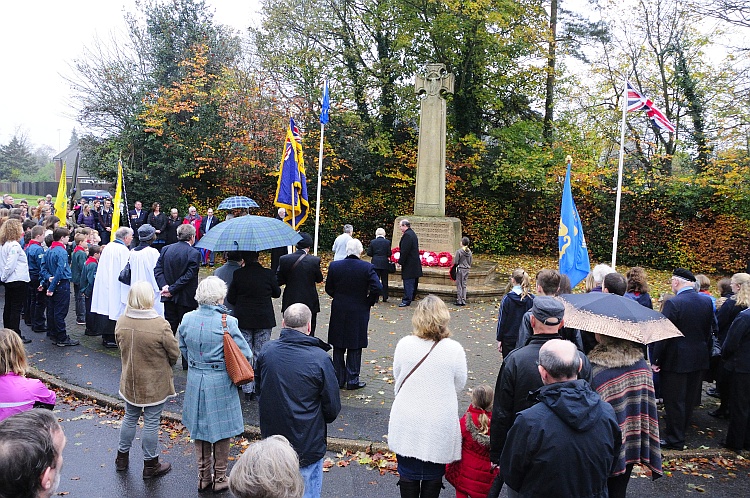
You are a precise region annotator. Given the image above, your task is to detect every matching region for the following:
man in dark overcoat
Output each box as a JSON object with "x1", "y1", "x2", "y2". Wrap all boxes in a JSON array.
[
  {"x1": 652, "y1": 268, "x2": 717, "y2": 450},
  {"x1": 128, "y1": 200, "x2": 147, "y2": 247},
  {"x1": 326, "y1": 239, "x2": 382, "y2": 390},
  {"x1": 397, "y1": 218, "x2": 422, "y2": 307},
  {"x1": 366, "y1": 227, "x2": 392, "y2": 302},
  {"x1": 277, "y1": 232, "x2": 324, "y2": 335},
  {"x1": 154, "y1": 223, "x2": 201, "y2": 368}
]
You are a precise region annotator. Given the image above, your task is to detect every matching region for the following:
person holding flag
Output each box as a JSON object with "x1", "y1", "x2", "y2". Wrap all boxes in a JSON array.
[
  {"x1": 274, "y1": 118, "x2": 309, "y2": 230},
  {"x1": 558, "y1": 155, "x2": 590, "y2": 289}
]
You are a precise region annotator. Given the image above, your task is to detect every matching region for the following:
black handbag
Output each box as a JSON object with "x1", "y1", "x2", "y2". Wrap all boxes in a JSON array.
[
  {"x1": 387, "y1": 262, "x2": 397, "y2": 274},
  {"x1": 118, "y1": 262, "x2": 132, "y2": 285}
]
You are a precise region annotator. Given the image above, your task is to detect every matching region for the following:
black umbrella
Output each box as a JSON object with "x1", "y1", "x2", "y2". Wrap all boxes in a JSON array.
[{"x1": 560, "y1": 293, "x2": 683, "y2": 344}]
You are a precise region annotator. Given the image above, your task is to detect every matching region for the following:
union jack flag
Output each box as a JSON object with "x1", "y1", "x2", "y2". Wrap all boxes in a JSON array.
[{"x1": 626, "y1": 82, "x2": 676, "y2": 133}]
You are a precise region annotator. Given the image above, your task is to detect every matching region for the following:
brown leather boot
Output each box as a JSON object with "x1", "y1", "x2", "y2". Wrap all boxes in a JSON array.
[
  {"x1": 142, "y1": 457, "x2": 171, "y2": 479},
  {"x1": 115, "y1": 451, "x2": 129, "y2": 472},
  {"x1": 195, "y1": 440, "x2": 213, "y2": 492},
  {"x1": 212, "y1": 439, "x2": 231, "y2": 493}
]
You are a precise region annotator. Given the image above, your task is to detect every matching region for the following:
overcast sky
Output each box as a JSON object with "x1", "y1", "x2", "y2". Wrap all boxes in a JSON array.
[{"x1": 0, "y1": 1, "x2": 260, "y2": 153}]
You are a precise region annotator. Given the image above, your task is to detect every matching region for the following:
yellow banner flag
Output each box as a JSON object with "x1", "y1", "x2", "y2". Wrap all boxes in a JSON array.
[
  {"x1": 54, "y1": 162, "x2": 68, "y2": 227},
  {"x1": 111, "y1": 159, "x2": 123, "y2": 233}
]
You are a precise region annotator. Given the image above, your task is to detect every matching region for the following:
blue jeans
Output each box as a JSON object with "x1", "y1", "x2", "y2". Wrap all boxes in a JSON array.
[
  {"x1": 299, "y1": 458, "x2": 323, "y2": 498},
  {"x1": 50, "y1": 280, "x2": 71, "y2": 342},
  {"x1": 118, "y1": 401, "x2": 166, "y2": 459},
  {"x1": 239, "y1": 328, "x2": 271, "y2": 394}
]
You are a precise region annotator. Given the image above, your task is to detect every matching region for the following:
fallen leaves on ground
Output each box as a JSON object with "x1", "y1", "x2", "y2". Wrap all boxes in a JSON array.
[{"x1": 327, "y1": 449, "x2": 399, "y2": 475}]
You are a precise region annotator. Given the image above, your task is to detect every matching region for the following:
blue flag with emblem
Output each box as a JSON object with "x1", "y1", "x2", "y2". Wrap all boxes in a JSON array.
[
  {"x1": 559, "y1": 159, "x2": 590, "y2": 288},
  {"x1": 320, "y1": 80, "x2": 330, "y2": 125},
  {"x1": 274, "y1": 118, "x2": 309, "y2": 229}
]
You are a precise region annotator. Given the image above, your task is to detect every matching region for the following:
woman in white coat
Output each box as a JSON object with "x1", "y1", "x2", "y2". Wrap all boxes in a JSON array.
[
  {"x1": 388, "y1": 294, "x2": 467, "y2": 498},
  {"x1": 127, "y1": 225, "x2": 163, "y2": 316}
]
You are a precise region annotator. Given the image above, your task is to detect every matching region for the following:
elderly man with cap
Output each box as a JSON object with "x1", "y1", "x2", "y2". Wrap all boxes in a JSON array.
[
  {"x1": 277, "y1": 232, "x2": 324, "y2": 336},
  {"x1": 127, "y1": 224, "x2": 164, "y2": 316},
  {"x1": 489, "y1": 296, "x2": 593, "y2": 474},
  {"x1": 652, "y1": 268, "x2": 717, "y2": 450}
]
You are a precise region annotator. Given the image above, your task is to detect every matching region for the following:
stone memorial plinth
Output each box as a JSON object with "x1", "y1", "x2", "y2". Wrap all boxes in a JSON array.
[{"x1": 391, "y1": 216, "x2": 462, "y2": 255}]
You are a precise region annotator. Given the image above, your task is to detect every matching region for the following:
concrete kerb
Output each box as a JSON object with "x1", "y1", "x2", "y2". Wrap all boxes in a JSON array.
[{"x1": 27, "y1": 366, "x2": 389, "y2": 456}]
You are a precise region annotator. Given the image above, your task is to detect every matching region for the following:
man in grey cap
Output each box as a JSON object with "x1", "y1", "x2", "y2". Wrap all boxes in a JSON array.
[
  {"x1": 489, "y1": 296, "x2": 593, "y2": 471},
  {"x1": 652, "y1": 268, "x2": 717, "y2": 450}
]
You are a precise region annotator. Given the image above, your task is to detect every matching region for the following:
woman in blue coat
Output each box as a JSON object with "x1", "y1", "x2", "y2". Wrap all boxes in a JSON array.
[
  {"x1": 325, "y1": 238, "x2": 382, "y2": 390},
  {"x1": 178, "y1": 276, "x2": 252, "y2": 493}
]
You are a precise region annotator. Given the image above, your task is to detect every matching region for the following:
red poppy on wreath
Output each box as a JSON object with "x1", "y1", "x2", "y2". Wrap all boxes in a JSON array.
[
  {"x1": 437, "y1": 252, "x2": 453, "y2": 267},
  {"x1": 390, "y1": 247, "x2": 400, "y2": 263},
  {"x1": 422, "y1": 251, "x2": 439, "y2": 266}
]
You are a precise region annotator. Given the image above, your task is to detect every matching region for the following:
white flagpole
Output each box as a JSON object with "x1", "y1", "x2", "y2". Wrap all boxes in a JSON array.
[
  {"x1": 313, "y1": 121, "x2": 325, "y2": 256},
  {"x1": 612, "y1": 75, "x2": 628, "y2": 269}
]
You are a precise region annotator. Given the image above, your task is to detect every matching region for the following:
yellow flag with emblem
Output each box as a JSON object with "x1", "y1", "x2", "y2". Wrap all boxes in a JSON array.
[
  {"x1": 54, "y1": 162, "x2": 68, "y2": 226},
  {"x1": 111, "y1": 159, "x2": 123, "y2": 233}
]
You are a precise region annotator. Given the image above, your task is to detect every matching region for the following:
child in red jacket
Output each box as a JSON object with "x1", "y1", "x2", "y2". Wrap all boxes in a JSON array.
[{"x1": 446, "y1": 385, "x2": 498, "y2": 498}]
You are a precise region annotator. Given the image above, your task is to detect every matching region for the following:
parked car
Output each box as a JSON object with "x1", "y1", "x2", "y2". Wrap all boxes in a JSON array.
[{"x1": 80, "y1": 189, "x2": 112, "y2": 203}]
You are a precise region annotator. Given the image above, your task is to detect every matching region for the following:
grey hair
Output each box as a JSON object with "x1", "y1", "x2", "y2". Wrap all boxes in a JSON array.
[
  {"x1": 195, "y1": 276, "x2": 227, "y2": 305},
  {"x1": 283, "y1": 303, "x2": 312, "y2": 329},
  {"x1": 375, "y1": 227, "x2": 386, "y2": 237},
  {"x1": 228, "y1": 435, "x2": 303, "y2": 498},
  {"x1": 345, "y1": 238, "x2": 363, "y2": 257},
  {"x1": 400, "y1": 219, "x2": 410, "y2": 227},
  {"x1": 343, "y1": 224, "x2": 353, "y2": 234},
  {"x1": 115, "y1": 227, "x2": 133, "y2": 241},
  {"x1": 538, "y1": 339, "x2": 579, "y2": 380},
  {"x1": 592, "y1": 264, "x2": 614, "y2": 284},
  {"x1": 176, "y1": 223, "x2": 196, "y2": 241}
]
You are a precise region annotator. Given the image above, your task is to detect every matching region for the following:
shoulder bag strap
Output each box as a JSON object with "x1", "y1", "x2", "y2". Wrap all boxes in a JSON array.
[
  {"x1": 291, "y1": 253, "x2": 307, "y2": 270},
  {"x1": 221, "y1": 313, "x2": 228, "y2": 333},
  {"x1": 395, "y1": 340, "x2": 439, "y2": 395}
]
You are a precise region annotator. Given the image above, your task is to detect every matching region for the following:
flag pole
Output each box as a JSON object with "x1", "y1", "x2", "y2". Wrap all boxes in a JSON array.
[
  {"x1": 612, "y1": 74, "x2": 628, "y2": 269},
  {"x1": 313, "y1": 121, "x2": 324, "y2": 256}
]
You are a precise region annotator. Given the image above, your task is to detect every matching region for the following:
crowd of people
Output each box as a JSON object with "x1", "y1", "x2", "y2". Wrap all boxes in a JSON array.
[{"x1": 1, "y1": 195, "x2": 749, "y2": 497}]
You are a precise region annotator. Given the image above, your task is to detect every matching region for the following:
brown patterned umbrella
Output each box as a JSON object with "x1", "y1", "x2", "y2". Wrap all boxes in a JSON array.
[{"x1": 560, "y1": 293, "x2": 683, "y2": 344}]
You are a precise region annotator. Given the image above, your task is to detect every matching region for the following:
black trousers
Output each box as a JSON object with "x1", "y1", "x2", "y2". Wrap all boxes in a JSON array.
[
  {"x1": 375, "y1": 268, "x2": 389, "y2": 301},
  {"x1": 661, "y1": 370, "x2": 704, "y2": 445},
  {"x1": 727, "y1": 372, "x2": 750, "y2": 450},
  {"x1": 3, "y1": 281, "x2": 28, "y2": 335},
  {"x1": 333, "y1": 348, "x2": 362, "y2": 387},
  {"x1": 607, "y1": 463, "x2": 635, "y2": 498}
]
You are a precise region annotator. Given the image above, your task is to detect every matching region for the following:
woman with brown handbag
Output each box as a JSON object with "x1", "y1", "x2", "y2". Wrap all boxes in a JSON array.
[{"x1": 179, "y1": 276, "x2": 252, "y2": 492}]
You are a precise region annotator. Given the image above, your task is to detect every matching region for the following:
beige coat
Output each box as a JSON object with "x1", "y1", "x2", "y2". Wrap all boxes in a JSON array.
[{"x1": 116, "y1": 308, "x2": 181, "y2": 406}]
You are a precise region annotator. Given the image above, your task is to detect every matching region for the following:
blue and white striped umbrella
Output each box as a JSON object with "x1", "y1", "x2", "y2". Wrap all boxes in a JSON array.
[
  {"x1": 195, "y1": 215, "x2": 301, "y2": 252},
  {"x1": 217, "y1": 196, "x2": 259, "y2": 210}
]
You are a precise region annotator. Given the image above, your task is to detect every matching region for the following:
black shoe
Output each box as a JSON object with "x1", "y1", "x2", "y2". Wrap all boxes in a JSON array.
[
  {"x1": 244, "y1": 392, "x2": 256, "y2": 401},
  {"x1": 709, "y1": 409, "x2": 729, "y2": 419},
  {"x1": 721, "y1": 443, "x2": 742, "y2": 453},
  {"x1": 660, "y1": 439, "x2": 684, "y2": 451},
  {"x1": 398, "y1": 302, "x2": 410, "y2": 307},
  {"x1": 76, "y1": 320, "x2": 86, "y2": 325},
  {"x1": 382, "y1": 299, "x2": 388, "y2": 303},
  {"x1": 102, "y1": 341, "x2": 118, "y2": 349},
  {"x1": 32, "y1": 328, "x2": 48, "y2": 334},
  {"x1": 19, "y1": 335, "x2": 32, "y2": 344},
  {"x1": 57, "y1": 338, "x2": 80, "y2": 347},
  {"x1": 346, "y1": 382, "x2": 366, "y2": 390}
]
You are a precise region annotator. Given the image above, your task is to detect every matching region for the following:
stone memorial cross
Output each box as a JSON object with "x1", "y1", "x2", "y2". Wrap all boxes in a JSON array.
[{"x1": 414, "y1": 63, "x2": 454, "y2": 217}]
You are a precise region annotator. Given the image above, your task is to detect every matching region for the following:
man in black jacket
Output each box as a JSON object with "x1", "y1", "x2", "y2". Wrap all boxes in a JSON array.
[
  {"x1": 256, "y1": 303, "x2": 341, "y2": 497},
  {"x1": 154, "y1": 224, "x2": 201, "y2": 368},
  {"x1": 277, "y1": 232, "x2": 324, "y2": 335},
  {"x1": 490, "y1": 296, "x2": 592, "y2": 465},
  {"x1": 652, "y1": 268, "x2": 716, "y2": 450},
  {"x1": 397, "y1": 219, "x2": 422, "y2": 307},
  {"x1": 198, "y1": 208, "x2": 220, "y2": 266},
  {"x1": 127, "y1": 200, "x2": 147, "y2": 247},
  {"x1": 500, "y1": 339, "x2": 621, "y2": 497}
]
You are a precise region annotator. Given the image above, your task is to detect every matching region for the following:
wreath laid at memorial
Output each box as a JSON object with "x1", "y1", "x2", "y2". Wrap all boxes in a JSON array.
[{"x1": 390, "y1": 247, "x2": 452, "y2": 267}]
